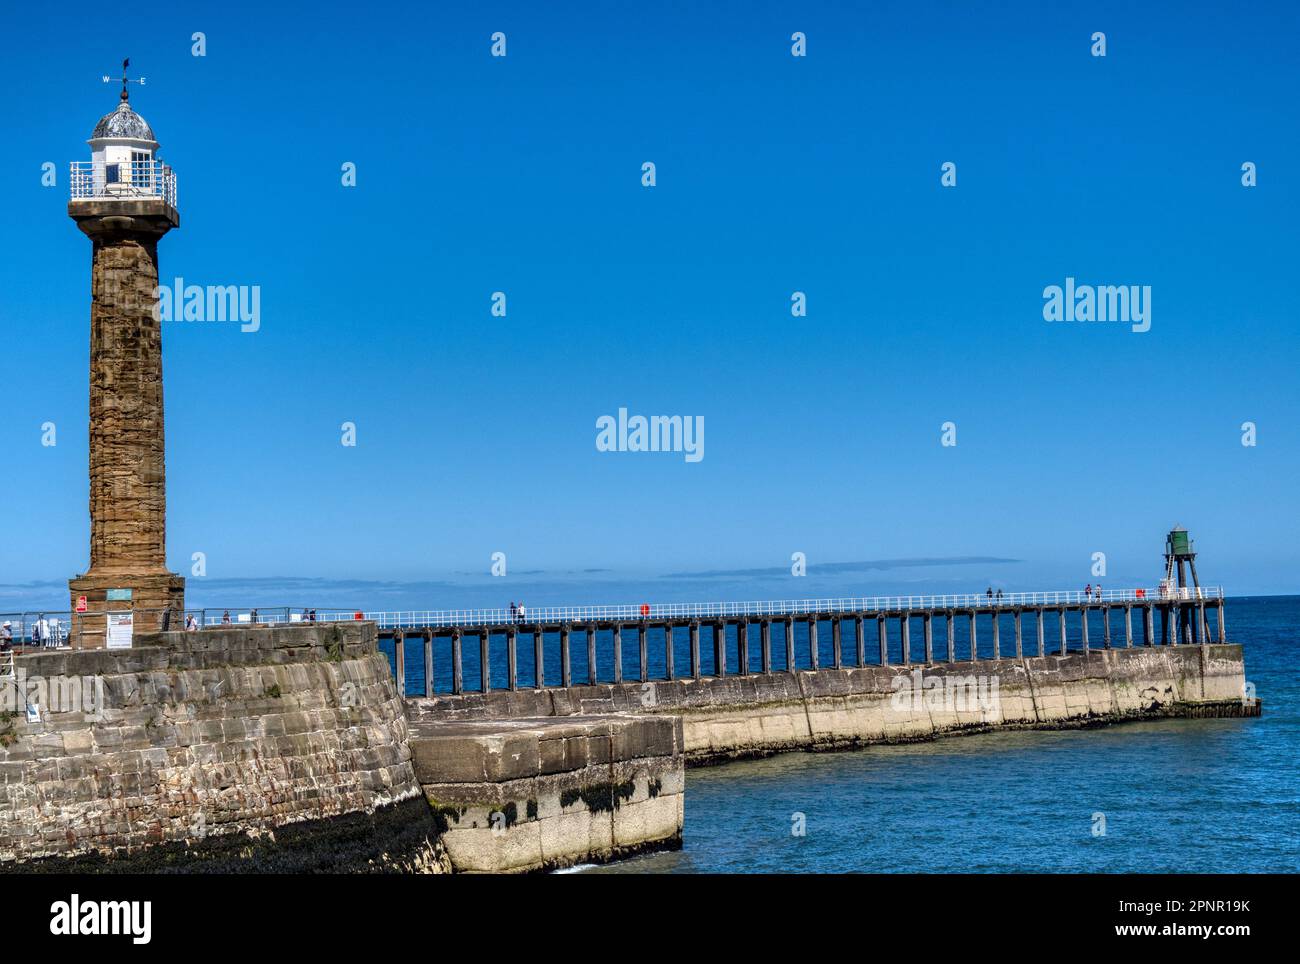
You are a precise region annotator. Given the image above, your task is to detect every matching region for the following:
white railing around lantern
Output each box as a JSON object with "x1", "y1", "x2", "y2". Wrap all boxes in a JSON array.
[
  {"x1": 304, "y1": 586, "x2": 1224, "y2": 630},
  {"x1": 69, "y1": 160, "x2": 177, "y2": 207}
]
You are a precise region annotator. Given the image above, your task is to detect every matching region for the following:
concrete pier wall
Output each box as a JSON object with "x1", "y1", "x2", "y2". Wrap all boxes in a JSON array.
[
  {"x1": 411, "y1": 715, "x2": 683, "y2": 872},
  {"x1": 407, "y1": 644, "x2": 1255, "y2": 765}
]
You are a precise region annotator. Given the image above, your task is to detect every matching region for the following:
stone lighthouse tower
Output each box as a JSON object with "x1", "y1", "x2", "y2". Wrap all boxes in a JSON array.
[{"x1": 67, "y1": 63, "x2": 184, "y2": 645}]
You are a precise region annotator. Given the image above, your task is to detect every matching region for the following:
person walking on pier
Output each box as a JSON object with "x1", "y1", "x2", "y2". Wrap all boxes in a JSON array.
[{"x1": 222, "y1": 610, "x2": 232, "y2": 625}]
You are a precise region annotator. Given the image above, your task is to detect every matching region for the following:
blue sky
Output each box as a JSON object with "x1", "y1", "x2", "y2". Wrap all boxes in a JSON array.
[{"x1": 1, "y1": 0, "x2": 1297, "y2": 608}]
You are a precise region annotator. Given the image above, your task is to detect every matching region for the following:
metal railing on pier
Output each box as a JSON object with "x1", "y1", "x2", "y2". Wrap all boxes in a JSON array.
[
  {"x1": 0, "y1": 587, "x2": 1223, "y2": 653},
  {"x1": 307, "y1": 586, "x2": 1223, "y2": 630},
  {"x1": 69, "y1": 160, "x2": 177, "y2": 207}
]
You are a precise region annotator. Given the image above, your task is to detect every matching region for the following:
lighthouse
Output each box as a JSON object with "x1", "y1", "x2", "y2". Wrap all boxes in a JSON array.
[{"x1": 67, "y1": 62, "x2": 184, "y2": 645}]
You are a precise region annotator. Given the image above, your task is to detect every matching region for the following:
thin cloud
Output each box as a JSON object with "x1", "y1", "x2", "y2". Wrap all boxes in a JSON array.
[{"x1": 660, "y1": 557, "x2": 1021, "y2": 580}]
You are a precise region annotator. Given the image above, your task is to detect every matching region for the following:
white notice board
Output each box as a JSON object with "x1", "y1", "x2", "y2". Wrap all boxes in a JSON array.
[{"x1": 106, "y1": 611, "x2": 134, "y2": 649}]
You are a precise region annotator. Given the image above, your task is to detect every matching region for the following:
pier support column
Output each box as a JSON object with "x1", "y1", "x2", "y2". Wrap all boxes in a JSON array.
[
  {"x1": 738, "y1": 621, "x2": 749, "y2": 675},
  {"x1": 1102, "y1": 607, "x2": 1111, "y2": 649},
  {"x1": 831, "y1": 618, "x2": 842, "y2": 669},
  {"x1": 715, "y1": 623, "x2": 727, "y2": 677},
  {"x1": 785, "y1": 619, "x2": 796, "y2": 671},
  {"x1": 689, "y1": 622, "x2": 701, "y2": 679},
  {"x1": 423, "y1": 631, "x2": 434, "y2": 697},
  {"x1": 808, "y1": 618, "x2": 819, "y2": 670},
  {"x1": 1217, "y1": 602, "x2": 1226, "y2": 643},
  {"x1": 1058, "y1": 609, "x2": 1067, "y2": 655},
  {"x1": 480, "y1": 631, "x2": 491, "y2": 692},
  {"x1": 612, "y1": 624, "x2": 623, "y2": 684},
  {"x1": 945, "y1": 611, "x2": 955, "y2": 662},
  {"x1": 991, "y1": 613, "x2": 1000, "y2": 660},
  {"x1": 1197, "y1": 603, "x2": 1208, "y2": 644},
  {"x1": 452, "y1": 631, "x2": 463, "y2": 695},
  {"x1": 1124, "y1": 606, "x2": 1133, "y2": 648},
  {"x1": 394, "y1": 632, "x2": 406, "y2": 697},
  {"x1": 855, "y1": 616, "x2": 865, "y2": 666},
  {"x1": 507, "y1": 628, "x2": 518, "y2": 690},
  {"x1": 900, "y1": 615, "x2": 910, "y2": 665},
  {"x1": 923, "y1": 614, "x2": 934, "y2": 664},
  {"x1": 534, "y1": 628, "x2": 545, "y2": 689},
  {"x1": 1014, "y1": 610, "x2": 1023, "y2": 659},
  {"x1": 664, "y1": 624, "x2": 675, "y2": 680},
  {"x1": 1036, "y1": 608, "x2": 1045, "y2": 657},
  {"x1": 1144, "y1": 606, "x2": 1154, "y2": 647},
  {"x1": 877, "y1": 616, "x2": 888, "y2": 666},
  {"x1": 761, "y1": 620, "x2": 772, "y2": 674},
  {"x1": 968, "y1": 612, "x2": 977, "y2": 661},
  {"x1": 586, "y1": 627, "x2": 597, "y2": 684},
  {"x1": 638, "y1": 624, "x2": 648, "y2": 682},
  {"x1": 1081, "y1": 608, "x2": 1090, "y2": 652},
  {"x1": 560, "y1": 625, "x2": 572, "y2": 687}
]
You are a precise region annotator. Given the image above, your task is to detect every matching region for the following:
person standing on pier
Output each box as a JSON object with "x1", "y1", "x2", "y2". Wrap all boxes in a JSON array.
[
  {"x1": 517, "y1": 602, "x2": 526, "y2": 623},
  {"x1": 509, "y1": 601, "x2": 517, "y2": 622},
  {"x1": 222, "y1": 610, "x2": 232, "y2": 625},
  {"x1": 986, "y1": 587, "x2": 993, "y2": 603},
  {"x1": 1, "y1": 622, "x2": 12, "y2": 651},
  {"x1": 996, "y1": 588, "x2": 1004, "y2": 605},
  {"x1": 1084, "y1": 584, "x2": 1091, "y2": 602}
]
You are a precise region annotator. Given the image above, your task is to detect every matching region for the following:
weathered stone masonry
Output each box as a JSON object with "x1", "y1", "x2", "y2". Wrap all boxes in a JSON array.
[{"x1": 0, "y1": 622, "x2": 422, "y2": 866}]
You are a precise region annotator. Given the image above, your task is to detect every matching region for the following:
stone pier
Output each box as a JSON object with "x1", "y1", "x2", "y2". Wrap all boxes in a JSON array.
[
  {"x1": 408, "y1": 644, "x2": 1256, "y2": 765},
  {"x1": 0, "y1": 622, "x2": 684, "y2": 874}
]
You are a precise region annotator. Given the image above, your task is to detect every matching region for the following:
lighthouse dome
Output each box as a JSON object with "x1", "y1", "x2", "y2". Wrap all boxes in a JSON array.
[{"x1": 90, "y1": 100, "x2": 156, "y2": 143}]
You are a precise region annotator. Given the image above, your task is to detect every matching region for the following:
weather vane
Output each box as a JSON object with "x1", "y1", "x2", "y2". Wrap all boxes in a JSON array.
[{"x1": 102, "y1": 58, "x2": 146, "y2": 102}]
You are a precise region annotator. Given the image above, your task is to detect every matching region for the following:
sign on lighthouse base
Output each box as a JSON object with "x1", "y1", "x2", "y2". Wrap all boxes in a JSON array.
[{"x1": 69, "y1": 572, "x2": 186, "y2": 647}]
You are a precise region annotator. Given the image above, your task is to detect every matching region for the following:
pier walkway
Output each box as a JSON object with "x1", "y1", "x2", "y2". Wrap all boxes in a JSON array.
[{"x1": 324, "y1": 587, "x2": 1227, "y2": 698}]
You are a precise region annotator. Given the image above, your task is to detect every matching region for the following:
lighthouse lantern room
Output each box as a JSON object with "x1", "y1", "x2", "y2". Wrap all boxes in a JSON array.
[{"x1": 70, "y1": 59, "x2": 176, "y2": 208}]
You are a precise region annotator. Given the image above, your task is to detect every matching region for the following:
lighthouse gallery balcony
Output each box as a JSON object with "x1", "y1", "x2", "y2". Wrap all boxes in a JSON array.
[{"x1": 70, "y1": 159, "x2": 176, "y2": 207}]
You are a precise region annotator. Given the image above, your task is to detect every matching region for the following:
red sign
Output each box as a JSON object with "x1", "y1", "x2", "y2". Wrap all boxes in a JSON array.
[
  {"x1": 640, "y1": 603, "x2": 650, "y2": 617},
  {"x1": 354, "y1": 612, "x2": 364, "y2": 620},
  {"x1": 1135, "y1": 589, "x2": 1145, "y2": 599},
  {"x1": 76, "y1": 596, "x2": 88, "y2": 613}
]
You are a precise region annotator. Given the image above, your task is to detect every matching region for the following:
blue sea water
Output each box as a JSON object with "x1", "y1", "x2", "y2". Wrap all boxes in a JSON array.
[{"x1": 586, "y1": 596, "x2": 1298, "y2": 873}]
